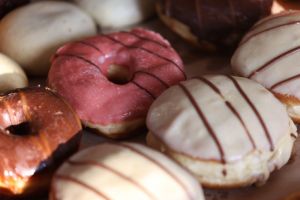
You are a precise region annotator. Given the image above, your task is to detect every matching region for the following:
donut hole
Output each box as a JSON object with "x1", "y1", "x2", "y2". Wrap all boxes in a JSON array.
[
  {"x1": 107, "y1": 64, "x2": 132, "y2": 85},
  {"x1": 6, "y1": 121, "x2": 32, "y2": 136}
]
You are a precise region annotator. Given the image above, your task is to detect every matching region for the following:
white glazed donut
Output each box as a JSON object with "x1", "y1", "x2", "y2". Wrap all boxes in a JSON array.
[
  {"x1": 232, "y1": 11, "x2": 300, "y2": 123},
  {"x1": 50, "y1": 143, "x2": 204, "y2": 200},
  {"x1": 73, "y1": 0, "x2": 155, "y2": 30},
  {"x1": 0, "y1": 1, "x2": 97, "y2": 76},
  {"x1": 0, "y1": 53, "x2": 28, "y2": 92},
  {"x1": 147, "y1": 75, "x2": 297, "y2": 188}
]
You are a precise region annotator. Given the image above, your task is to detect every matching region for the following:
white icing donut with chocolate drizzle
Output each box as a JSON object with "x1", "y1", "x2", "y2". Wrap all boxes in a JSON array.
[
  {"x1": 146, "y1": 75, "x2": 297, "y2": 188},
  {"x1": 232, "y1": 11, "x2": 300, "y2": 122},
  {"x1": 50, "y1": 143, "x2": 204, "y2": 200}
]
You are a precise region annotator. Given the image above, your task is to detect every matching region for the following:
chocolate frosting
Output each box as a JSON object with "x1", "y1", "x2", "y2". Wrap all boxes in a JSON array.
[
  {"x1": 0, "y1": 87, "x2": 82, "y2": 197},
  {"x1": 160, "y1": 0, "x2": 273, "y2": 50}
]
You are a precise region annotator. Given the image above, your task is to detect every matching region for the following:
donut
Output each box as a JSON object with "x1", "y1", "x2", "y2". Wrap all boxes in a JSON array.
[
  {"x1": 0, "y1": 87, "x2": 82, "y2": 197},
  {"x1": 73, "y1": 0, "x2": 155, "y2": 30},
  {"x1": 0, "y1": 1, "x2": 97, "y2": 76},
  {"x1": 48, "y1": 28, "x2": 186, "y2": 139},
  {"x1": 157, "y1": 0, "x2": 273, "y2": 52},
  {"x1": 232, "y1": 11, "x2": 300, "y2": 123},
  {"x1": 0, "y1": 53, "x2": 28, "y2": 93},
  {"x1": 50, "y1": 142, "x2": 204, "y2": 200},
  {"x1": 146, "y1": 75, "x2": 297, "y2": 188},
  {"x1": 0, "y1": 0, "x2": 28, "y2": 19}
]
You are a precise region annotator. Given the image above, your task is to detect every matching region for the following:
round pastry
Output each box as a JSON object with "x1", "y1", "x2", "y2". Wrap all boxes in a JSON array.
[
  {"x1": 50, "y1": 142, "x2": 204, "y2": 200},
  {"x1": 0, "y1": 87, "x2": 82, "y2": 197},
  {"x1": 0, "y1": 1, "x2": 97, "y2": 76},
  {"x1": 232, "y1": 10, "x2": 300, "y2": 123},
  {"x1": 48, "y1": 28, "x2": 186, "y2": 139},
  {"x1": 0, "y1": 0, "x2": 28, "y2": 19},
  {"x1": 146, "y1": 75, "x2": 297, "y2": 188},
  {"x1": 157, "y1": 0, "x2": 273, "y2": 52},
  {"x1": 0, "y1": 53, "x2": 28, "y2": 93},
  {"x1": 73, "y1": 0, "x2": 155, "y2": 30}
]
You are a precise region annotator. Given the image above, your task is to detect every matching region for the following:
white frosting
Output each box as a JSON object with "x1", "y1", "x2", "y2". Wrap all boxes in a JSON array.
[
  {"x1": 0, "y1": 53, "x2": 28, "y2": 92},
  {"x1": 0, "y1": 1, "x2": 97, "y2": 76},
  {"x1": 232, "y1": 11, "x2": 300, "y2": 102},
  {"x1": 51, "y1": 143, "x2": 204, "y2": 200},
  {"x1": 146, "y1": 75, "x2": 297, "y2": 186},
  {"x1": 73, "y1": 0, "x2": 155, "y2": 30}
]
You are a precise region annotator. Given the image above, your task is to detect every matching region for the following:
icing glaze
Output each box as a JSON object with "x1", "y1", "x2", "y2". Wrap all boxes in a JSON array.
[
  {"x1": 146, "y1": 75, "x2": 296, "y2": 186},
  {"x1": 50, "y1": 143, "x2": 204, "y2": 200},
  {"x1": 48, "y1": 28, "x2": 185, "y2": 130},
  {"x1": 0, "y1": 88, "x2": 82, "y2": 196},
  {"x1": 232, "y1": 11, "x2": 300, "y2": 119}
]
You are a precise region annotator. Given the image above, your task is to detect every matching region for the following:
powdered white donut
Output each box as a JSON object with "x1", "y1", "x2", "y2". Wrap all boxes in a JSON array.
[
  {"x1": 0, "y1": 1, "x2": 97, "y2": 76},
  {"x1": 232, "y1": 11, "x2": 300, "y2": 122},
  {"x1": 50, "y1": 143, "x2": 204, "y2": 200},
  {"x1": 147, "y1": 75, "x2": 297, "y2": 188},
  {"x1": 0, "y1": 53, "x2": 28, "y2": 92},
  {"x1": 73, "y1": 0, "x2": 155, "y2": 30}
]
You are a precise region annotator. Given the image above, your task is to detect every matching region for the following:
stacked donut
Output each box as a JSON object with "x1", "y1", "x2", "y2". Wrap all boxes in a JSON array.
[{"x1": 0, "y1": 0, "x2": 299, "y2": 200}]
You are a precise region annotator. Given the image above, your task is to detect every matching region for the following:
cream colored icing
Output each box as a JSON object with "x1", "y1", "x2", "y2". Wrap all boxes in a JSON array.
[
  {"x1": 232, "y1": 11, "x2": 300, "y2": 102},
  {"x1": 51, "y1": 143, "x2": 204, "y2": 200},
  {"x1": 146, "y1": 75, "x2": 296, "y2": 163}
]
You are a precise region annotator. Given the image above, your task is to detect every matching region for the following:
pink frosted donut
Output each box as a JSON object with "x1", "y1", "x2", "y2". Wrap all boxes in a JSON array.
[{"x1": 48, "y1": 28, "x2": 185, "y2": 138}]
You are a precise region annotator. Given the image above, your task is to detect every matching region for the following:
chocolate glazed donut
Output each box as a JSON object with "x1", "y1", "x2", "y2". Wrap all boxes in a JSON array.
[
  {"x1": 158, "y1": 0, "x2": 273, "y2": 52},
  {"x1": 0, "y1": 87, "x2": 82, "y2": 198}
]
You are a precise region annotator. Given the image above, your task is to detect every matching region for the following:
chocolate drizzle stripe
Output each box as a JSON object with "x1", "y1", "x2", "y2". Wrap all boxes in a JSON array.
[
  {"x1": 121, "y1": 31, "x2": 170, "y2": 49},
  {"x1": 67, "y1": 160, "x2": 157, "y2": 200},
  {"x1": 195, "y1": 77, "x2": 256, "y2": 149},
  {"x1": 248, "y1": 46, "x2": 300, "y2": 78},
  {"x1": 116, "y1": 143, "x2": 193, "y2": 200},
  {"x1": 103, "y1": 35, "x2": 186, "y2": 80},
  {"x1": 178, "y1": 83, "x2": 226, "y2": 164},
  {"x1": 54, "y1": 174, "x2": 110, "y2": 200},
  {"x1": 132, "y1": 81, "x2": 155, "y2": 99},
  {"x1": 134, "y1": 71, "x2": 169, "y2": 88},
  {"x1": 251, "y1": 12, "x2": 300, "y2": 30},
  {"x1": 195, "y1": 0, "x2": 203, "y2": 31},
  {"x1": 165, "y1": 0, "x2": 172, "y2": 16},
  {"x1": 77, "y1": 41, "x2": 104, "y2": 55},
  {"x1": 226, "y1": 76, "x2": 274, "y2": 151},
  {"x1": 228, "y1": 0, "x2": 237, "y2": 28},
  {"x1": 270, "y1": 73, "x2": 300, "y2": 89},
  {"x1": 55, "y1": 53, "x2": 103, "y2": 74},
  {"x1": 240, "y1": 21, "x2": 300, "y2": 46}
]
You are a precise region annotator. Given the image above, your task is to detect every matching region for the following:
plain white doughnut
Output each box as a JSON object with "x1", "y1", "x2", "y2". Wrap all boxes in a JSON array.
[
  {"x1": 0, "y1": 1, "x2": 97, "y2": 76},
  {"x1": 0, "y1": 53, "x2": 28, "y2": 93},
  {"x1": 73, "y1": 0, "x2": 155, "y2": 30}
]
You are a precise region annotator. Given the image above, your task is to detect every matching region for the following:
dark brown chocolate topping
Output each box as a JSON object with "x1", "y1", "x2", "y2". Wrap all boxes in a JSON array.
[
  {"x1": 160, "y1": 0, "x2": 273, "y2": 50},
  {"x1": 0, "y1": 87, "x2": 82, "y2": 197}
]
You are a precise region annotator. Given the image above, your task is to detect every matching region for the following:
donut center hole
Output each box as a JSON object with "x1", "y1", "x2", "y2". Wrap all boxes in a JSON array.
[
  {"x1": 107, "y1": 64, "x2": 131, "y2": 85},
  {"x1": 6, "y1": 121, "x2": 32, "y2": 136}
]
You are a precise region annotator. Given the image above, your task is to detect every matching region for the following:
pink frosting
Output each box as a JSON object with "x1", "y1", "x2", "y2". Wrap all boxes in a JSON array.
[{"x1": 48, "y1": 28, "x2": 185, "y2": 125}]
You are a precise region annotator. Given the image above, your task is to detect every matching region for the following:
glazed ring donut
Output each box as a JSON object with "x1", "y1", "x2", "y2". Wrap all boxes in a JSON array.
[
  {"x1": 232, "y1": 11, "x2": 300, "y2": 123},
  {"x1": 50, "y1": 142, "x2": 205, "y2": 200},
  {"x1": 0, "y1": 87, "x2": 82, "y2": 197},
  {"x1": 157, "y1": 0, "x2": 273, "y2": 51},
  {"x1": 48, "y1": 28, "x2": 186, "y2": 139},
  {"x1": 147, "y1": 75, "x2": 297, "y2": 188}
]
